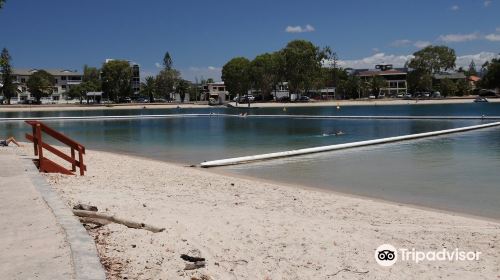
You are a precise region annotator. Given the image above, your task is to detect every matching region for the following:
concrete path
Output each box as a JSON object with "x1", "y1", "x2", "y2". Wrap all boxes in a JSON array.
[{"x1": 0, "y1": 147, "x2": 105, "y2": 280}]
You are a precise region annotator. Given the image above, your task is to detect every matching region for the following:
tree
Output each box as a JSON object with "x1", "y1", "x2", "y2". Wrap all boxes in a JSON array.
[
  {"x1": 156, "y1": 68, "x2": 180, "y2": 100},
  {"x1": 407, "y1": 69, "x2": 432, "y2": 92},
  {"x1": 407, "y1": 45, "x2": 456, "y2": 74},
  {"x1": 222, "y1": 57, "x2": 251, "y2": 99},
  {"x1": 0, "y1": 0, "x2": 5, "y2": 9},
  {"x1": 140, "y1": 76, "x2": 156, "y2": 102},
  {"x1": 163, "y1": 52, "x2": 173, "y2": 70},
  {"x1": 456, "y1": 78, "x2": 471, "y2": 96},
  {"x1": 467, "y1": 60, "x2": 478, "y2": 76},
  {"x1": 26, "y1": 70, "x2": 55, "y2": 103},
  {"x1": 177, "y1": 79, "x2": 190, "y2": 103},
  {"x1": 438, "y1": 78, "x2": 457, "y2": 97},
  {"x1": 1, "y1": 48, "x2": 15, "y2": 104},
  {"x1": 368, "y1": 75, "x2": 386, "y2": 97},
  {"x1": 101, "y1": 60, "x2": 132, "y2": 102},
  {"x1": 281, "y1": 40, "x2": 328, "y2": 95},
  {"x1": 480, "y1": 58, "x2": 500, "y2": 90},
  {"x1": 67, "y1": 65, "x2": 101, "y2": 104},
  {"x1": 249, "y1": 52, "x2": 282, "y2": 101}
]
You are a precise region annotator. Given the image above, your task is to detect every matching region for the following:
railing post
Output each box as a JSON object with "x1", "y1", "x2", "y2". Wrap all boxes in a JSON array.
[
  {"x1": 32, "y1": 124, "x2": 38, "y2": 156},
  {"x1": 78, "y1": 146, "x2": 84, "y2": 176},
  {"x1": 35, "y1": 124, "x2": 43, "y2": 171},
  {"x1": 71, "y1": 148, "x2": 76, "y2": 172}
]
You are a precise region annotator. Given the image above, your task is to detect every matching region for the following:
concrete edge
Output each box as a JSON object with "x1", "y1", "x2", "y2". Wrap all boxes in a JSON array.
[{"x1": 16, "y1": 150, "x2": 106, "y2": 280}]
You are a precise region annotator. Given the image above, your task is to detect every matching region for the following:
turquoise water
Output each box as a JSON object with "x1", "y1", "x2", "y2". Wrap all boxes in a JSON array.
[{"x1": 1, "y1": 103, "x2": 500, "y2": 219}]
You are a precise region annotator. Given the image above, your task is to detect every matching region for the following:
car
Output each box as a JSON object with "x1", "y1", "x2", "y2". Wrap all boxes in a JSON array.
[
  {"x1": 396, "y1": 94, "x2": 404, "y2": 98},
  {"x1": 136, "y1": 98, "x2": 149, "y2": 103},
  {"x1": 297, "y1": 96, "x2": 310, "y2": 102},
  {"x1": 368, "y1": 95, "x2": 376, "y2": 99},
  {"x1": 236, "y1": 94, "x2": 255, "y2": 103},
  {"x1": 403, "y1": 93, "x2": 412, "y2": 99},
  {"x1": 277, "y1": 96, "x2": 290, "y2": 102},
  {"x1": 118, "y1": 97, "x2": 132, "y2": 103},
  {"x1": 154, "y1": 98, "x2": 166, "y2": 103}
]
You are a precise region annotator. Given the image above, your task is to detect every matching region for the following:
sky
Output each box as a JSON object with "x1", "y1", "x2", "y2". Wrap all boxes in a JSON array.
[{"x1": 0, "y1": 0, "x2": 499, "y2": 81}]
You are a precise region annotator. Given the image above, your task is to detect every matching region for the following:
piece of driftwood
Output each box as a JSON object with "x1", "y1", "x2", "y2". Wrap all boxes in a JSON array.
[
  {"x1": 184, "y1": 261, "x2": 205, "y2": 270},
  {"x1": 180, "y1": 254, "x2": 205, "y2": 262},
  {"x1": 72, "y1": 209, "x2": 165, "y2": 233},
  {"x1": 73, "y1": 203, "x2": 98, "y2": 212}
]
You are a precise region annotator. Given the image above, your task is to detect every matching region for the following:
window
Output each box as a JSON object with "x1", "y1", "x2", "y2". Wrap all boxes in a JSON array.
[
  {"x1": 219, "y1": 87, "x2": 225, "y2": 91},
  {"x1": 21, "y1": 78, "x2": 26, "y2": 83},
  {"x1": 62, "y1": 85, "x2": 66, "y2": 89},
  {"x1": 61, "y1": 76, "x2": 67, "y2": 80}
]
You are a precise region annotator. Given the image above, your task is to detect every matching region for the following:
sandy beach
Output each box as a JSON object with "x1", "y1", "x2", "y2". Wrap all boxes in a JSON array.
[
  {"x1": 1, "y1": 97, "x2": 498, "y2": 113},
  {"x1": 39, "y1": 148, "x2": 500, "y2": 279}
]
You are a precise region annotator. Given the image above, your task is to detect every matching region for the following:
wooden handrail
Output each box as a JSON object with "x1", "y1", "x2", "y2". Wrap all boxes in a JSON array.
[{"x1": 25, "y1": 120, "x2": 86, "y2": 176}]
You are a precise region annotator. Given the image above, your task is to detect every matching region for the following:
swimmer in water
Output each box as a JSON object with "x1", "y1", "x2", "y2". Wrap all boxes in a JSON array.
[{"x1": 335, "y1": 130, "x2": 345, "y2": 136}]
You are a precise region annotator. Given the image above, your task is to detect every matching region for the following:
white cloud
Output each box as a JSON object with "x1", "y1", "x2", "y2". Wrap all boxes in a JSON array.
[
  {"x1": 155, "y1": 62, "x2": 162, "y2": 68},
  {"x1": 332, "y1": 51, "x2": 499, "y2": 70},
  {"x1": 455, "y1": 52, "x2": 499, "y2": 68},
  {"x1": 285, "y1": 24, "x2": 315, "y2": 33},
  {"x1": 372, "y1": 48, "x2": 380, "y2": 53},
  {"x1": 451, "y1": 5, "x2": 459, "y2": 11},
  {"x1": 391, "y1": 39, "x2": 412, "y2": 47},
  {"x1": 485, "y1": 33, "x2": 500, "y2": 41},
  {"x1": 484, "y1": 0, "x2": 492, "y2": 7},
  {"x1": 414, "y1": 41, "x2": 431, "y2": 48},
  {"x1": 337, "y1": 53, "x2": 414, "y2": 69},
  {"x1": 438, "y1": 32, "x2": 479, "y2": 43},
  {"x1": 496, "y1": 27, "x2": 500, "y2": 32}
]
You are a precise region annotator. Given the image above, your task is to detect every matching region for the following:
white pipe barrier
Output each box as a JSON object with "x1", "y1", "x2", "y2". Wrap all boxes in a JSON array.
[
  {"x1": 1, "y1": 113, "x2": 499, "y2": 122},
  {"x1": 0, "y1": 113, "x2": 236, "y2": 122},
  {"x1": 200, "y1": 121, "x2": 500, "y2": 168}
]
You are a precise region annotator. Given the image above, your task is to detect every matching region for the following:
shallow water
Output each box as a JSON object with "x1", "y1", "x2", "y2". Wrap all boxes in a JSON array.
[{"x1": 1, "y1": 103, "x2": 499, "y2": 219}]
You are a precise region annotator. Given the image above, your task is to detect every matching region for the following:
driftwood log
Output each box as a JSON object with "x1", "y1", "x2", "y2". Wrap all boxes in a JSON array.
[{"x1": 72, "y1": 209, "x2": 165, "y2": 233}]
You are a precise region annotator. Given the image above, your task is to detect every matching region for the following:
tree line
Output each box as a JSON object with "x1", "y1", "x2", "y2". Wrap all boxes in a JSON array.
[
  {"x1": 0, "y1": 49, "x2": 201, "y2": 104},
  {"x1": 221, "y1": 40, "x2": 500, "y2": 99}
]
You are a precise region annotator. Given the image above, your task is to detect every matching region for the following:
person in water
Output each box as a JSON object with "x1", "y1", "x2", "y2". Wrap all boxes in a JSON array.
[
  {"x1": 0, "y1": 136, "x2": 21, "y2": 147},
  {"x1": 335, "y1": 130, "x2": 345, "y2": 136}
]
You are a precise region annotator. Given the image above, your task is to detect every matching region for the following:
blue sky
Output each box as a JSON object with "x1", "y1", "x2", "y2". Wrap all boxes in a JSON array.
[{"x1": 0, "y1": 0, "x2": 499, "y2": 81}]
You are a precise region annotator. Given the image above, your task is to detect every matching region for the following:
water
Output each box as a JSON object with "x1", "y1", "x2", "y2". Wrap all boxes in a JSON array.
[{"x1": 1, "y1": 103, "x2": 500, "y2": 219}]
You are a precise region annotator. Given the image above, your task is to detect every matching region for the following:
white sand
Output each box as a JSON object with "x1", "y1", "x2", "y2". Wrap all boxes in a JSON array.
[
  {"x1": 43, "y1": 149, "x2": 500, "y2": 279},
  {"x1": 2, "y1": 98, "x2": 498, "y2": 112}
]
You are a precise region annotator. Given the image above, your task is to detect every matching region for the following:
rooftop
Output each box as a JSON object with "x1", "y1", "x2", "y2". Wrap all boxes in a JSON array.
[{"x1": 12, "y1": 69, "x2": 82, "y2": 76}]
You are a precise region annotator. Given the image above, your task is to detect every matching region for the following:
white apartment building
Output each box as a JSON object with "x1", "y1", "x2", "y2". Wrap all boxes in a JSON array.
[{"x1": 10, "y1": 68, "x2": 82, "y2": 103}]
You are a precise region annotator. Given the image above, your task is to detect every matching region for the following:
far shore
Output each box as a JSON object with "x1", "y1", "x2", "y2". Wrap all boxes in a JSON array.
[
  {"x1": 35, "y1": 146, "x2": 500, "y2": 279},
  {"x1": 1, "y1": 96, "x2": 498, "y2": 113}
]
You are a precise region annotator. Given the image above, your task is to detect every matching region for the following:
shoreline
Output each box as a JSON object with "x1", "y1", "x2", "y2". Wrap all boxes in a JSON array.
[
  {"x1": 40, "y1": 147, "x2": 500, "y2": 279},
  {"x1": 1, "y1": 97, "x2": 498, "y2": 112}
]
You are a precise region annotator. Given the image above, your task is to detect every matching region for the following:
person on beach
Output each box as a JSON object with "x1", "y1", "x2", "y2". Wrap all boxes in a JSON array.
[{"x1": 0, "y1": 136, "x2": 21, "y2": 147}]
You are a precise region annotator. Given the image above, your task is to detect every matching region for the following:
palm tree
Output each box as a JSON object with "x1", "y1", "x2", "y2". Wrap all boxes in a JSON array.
[{"x1": 141, "y1": 76, "x2": 156, "y2": 103}]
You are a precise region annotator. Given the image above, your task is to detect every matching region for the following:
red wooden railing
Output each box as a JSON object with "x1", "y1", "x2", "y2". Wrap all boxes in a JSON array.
[{"x1": 25, "y1": 120, "x2": 86, "y2": 176}]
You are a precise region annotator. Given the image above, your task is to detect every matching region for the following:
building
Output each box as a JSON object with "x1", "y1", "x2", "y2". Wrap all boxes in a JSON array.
[
  {"x1": 9, "y1": 68, "x2": 82, "y2": 103},
  {"x1": 104, "y1": 59, "x2": 140, "y2": 94},
  {"x1": 202, "y1": 82, "x2": 229, "y2": 104},
  {"x1": 354, "y1": 64, "x2": 408, "y2": 96}
]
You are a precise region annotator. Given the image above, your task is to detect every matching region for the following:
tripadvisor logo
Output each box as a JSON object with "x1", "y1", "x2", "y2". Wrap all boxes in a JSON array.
[
  {"x1": 375, "y1": 244, "x2": 397, "y2": 266},
  {"x1": 375, "y1": 244, "x2": 481, "y2": 267}
]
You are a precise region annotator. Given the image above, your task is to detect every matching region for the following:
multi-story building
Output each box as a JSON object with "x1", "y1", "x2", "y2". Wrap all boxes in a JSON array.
[
  {"x1": 354, "y1": 64, "x2": 408, "y2": 96},
  {"x1": 202, "y1": 82, "x2": 228, "y2": 104},
  {"x1": 9, "y1": 68, "x2": 82, "y2": 103}
]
